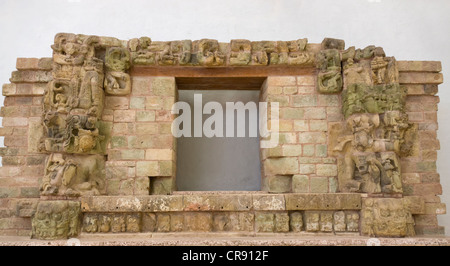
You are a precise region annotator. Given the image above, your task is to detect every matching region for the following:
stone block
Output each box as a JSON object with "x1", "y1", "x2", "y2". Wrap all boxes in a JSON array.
[
  {"x1": 282, "y1": 145, "x2": 302, "y2": 156},
  {"x1": 253, "y1": 194, "x2": 285, "y2": 210},
  {"x1": 399, "y1": 72, "x2": 443, "y2": 84},
  {"x1": 136, "y1": 161, "x2": 159, "y2": 177},
  {"x1": 130, "y1": 97, "x2": 146, "y2": 109},
  {"x1": 150, "y1": 177, "x2": 174, "y2": 195},
  {"x1": 136, "y1": 110, "x2": 156, "y2": 122},
  {"x1": 105, "y1": 97, "x2": 129, "y2": 110},
  {"x1": 255, "y1": 212, "x2": 275, "y2": 232},
  {"x1": 292, "y1": 175, "x2": 309, "y2": 193},
  {"x1": 267, "y1": 77, "x2": 296, "y2": 86},
  {"x1": 10, "y1": 70, "x2": 52, "y2": 83},
  {"x1": 316, "y1": 164, "x2": 337, "y2": 176},
  {"x1": 156, "y1": 213, "x2": 170, "y2": 232},
  {"x1": 397, "y1": 61, "x2": 442, "y2": 72},
  {"x1": 298, "y1": 132, "x2": 326, "y2": 143},
  {"x1": 304, "y1": 211, "x2": 320, "y2": 232},
  {"x1": 184, "y1": 213, "x2": 212, "y2": 232},
  {"x1": 285, "y1": 193, "x2": 361, "y2": 210},
  {"x1": 142, "y1": 213, "x2": 156, "y2": 232},
  {"x1": 310, "y1": 177, "x2": 329, "y2": 193},
  {"x1": 267, "y1": 175, "x2": 292, "y2": 193},
  {"x1": 183, "y1": 194, "x2": 252, "y2": 211},
  {"x1": 151, "y1": 78, "x2": 176, "y2": 96},
  {"x1": 320, "y1": 211, "x2": 333, "y2": 232},
  {"x1": 264, "y1": 157, "x2": 299, "y2": 175},
  {"x1": 333, "y1": 211, "x2": 346, "y2": 232},
  {"x1": 304, "y1": 107, "x2": 327, "y2": 119},
  {"x1": 280, "y1": 108, "x2": 304, "y2": 119},
  {"x1": 114, "y1": 110, "x2": 136, "y2": 122},
  {"x1": 291, "y1": 95, "x2": 317, "y2": 107},
  {"x1": 297, "y1": 76, "x2": 315, "y2": 86},
  {"x1": 275, "y1": 212, "x2": 289, "y2": 232},
  {"x1": 289, "y1": 212, "x2": 303, "y2": 232},
  {"x1": 170, "y1": 213, "x2": 184, "y2": 232}
]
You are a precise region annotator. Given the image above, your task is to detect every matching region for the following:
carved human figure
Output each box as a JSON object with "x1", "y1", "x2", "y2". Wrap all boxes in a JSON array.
[
  {"x1": 78, "y1": 58, "x2": 104, "y2": 116},
  {"x1": 371, "y1": 56, "x2": 389, "y2": 84},
  {"x1": 343, "y1": 58, "x2": 372, "y2": 85},
  {"x1": 40, "y1": 153, "x2": 77, "y2": 196}
]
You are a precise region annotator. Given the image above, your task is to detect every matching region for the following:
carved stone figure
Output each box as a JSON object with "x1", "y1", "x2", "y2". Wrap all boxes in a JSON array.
[
  {"x1": 317, "y1": 49, "x2": 343, "y2": 93},
  {"x1": 104, "y1": 47, "x2": 131, "y2": 95},
  {"x1": 334, "y1": 113, "x2": 406, "y2": 194},
  {"x1": 31, "y1": 201, "x2": 81, "y2": 240},
  {"x1": 361, "y1": 198, "x2": 415, "y2": 237},
  {"x1": 130, "y1": 37, "x2": 156, "y2": 65},
  {"x1": 287, "y1": 38, "x2": 314, "y2": 66},
  {"x1": 305, "y1": 212, "x2": 320, "y2": 232},
  {"x1": 41, "y1": 153, "x2": 105, "y2": 197},
  {"x1": 196, "y1": 39, "x2": 225, "y2": 66},
  {"x1": 289, "y1": 212, "x2": 303, "y2": 232},
  {"x1": 230, "y1": 39, "x2": 251, "y2": 66}
]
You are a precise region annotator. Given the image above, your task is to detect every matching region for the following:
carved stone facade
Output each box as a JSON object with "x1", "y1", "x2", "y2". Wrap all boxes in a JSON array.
[{"x1": 0, "y1": 34, "x2": 446, "y2": 240}]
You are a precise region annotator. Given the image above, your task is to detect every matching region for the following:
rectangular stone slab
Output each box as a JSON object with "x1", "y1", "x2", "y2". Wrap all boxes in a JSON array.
[{"x1": 285, "y1": 193, "x2": 361, "y2": 210}]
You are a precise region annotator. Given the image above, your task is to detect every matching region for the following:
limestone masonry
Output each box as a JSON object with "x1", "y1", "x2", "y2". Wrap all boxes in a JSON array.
[{"x1": 0, "y1": 33, "x2": 445, "y2": 240}]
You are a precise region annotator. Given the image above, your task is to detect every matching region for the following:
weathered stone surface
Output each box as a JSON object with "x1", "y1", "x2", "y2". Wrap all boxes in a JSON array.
[
  {"x1": 275, "y1": 212, "x2": 290, "y2": 232},
  {"x1": 183, "y1": 194, "x2": 252, "y2": 211},
  {"x1": 285, "y1": 193, "x2": 361, "y2": 210},
  {"x1": 361, "y1": 198, "x2": 415, "y2": 237},
  {"x1": 253, "y1": 194, "x2": 285, "y2": 210},
  {"x1": 397, "y1": 61, "x2": 442, "y2": 72},
  {"x1": 333, "y1": 211, "x2": 346, "y2": 232},
  {"x1": 184, "y1": 213, "x2": 213, "y2": 231},
  {"x1": 267, "y1": 175, "x2": 292, "y2": 193},
  {"x1": 304, "y1": 211, "x2": 320, "y2": 232},
  {"x1": 255, "y1": 212, "x2": 275, "y2": 232},
  {"x1": 289, "y1": 212, "x2": 303, "y2": 232},
  {"x1": 31, "y1": 201, "x2": 81, "y2": 240}
]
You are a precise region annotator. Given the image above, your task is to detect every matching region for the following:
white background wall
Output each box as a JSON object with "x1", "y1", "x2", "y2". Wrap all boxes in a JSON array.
[{"x1": 0, "y1": 0, "x2": 449, "y2": 234}]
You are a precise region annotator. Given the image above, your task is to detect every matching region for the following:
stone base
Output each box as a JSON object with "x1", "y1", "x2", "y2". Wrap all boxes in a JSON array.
[{"x1": 1, "y1": 234, "x2": 449, "y2": 246}]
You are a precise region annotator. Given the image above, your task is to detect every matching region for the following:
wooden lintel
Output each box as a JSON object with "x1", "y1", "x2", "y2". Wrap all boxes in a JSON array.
[{"x1": 131, "y1": 66, "x2": 317, "y2": 77}]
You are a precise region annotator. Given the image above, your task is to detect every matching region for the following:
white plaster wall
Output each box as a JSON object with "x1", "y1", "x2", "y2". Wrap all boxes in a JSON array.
[{"x1": 0, "y1": 0, "x2": 449, "y2": 234}]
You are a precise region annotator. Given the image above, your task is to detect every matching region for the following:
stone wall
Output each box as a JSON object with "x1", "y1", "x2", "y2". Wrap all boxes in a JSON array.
[
  {"x1": 398, "y1": 61, "x2": 445, "y2": 235},
  {"x1": 0, "y1": 34, "x2": 446, "y2": 239},
  {"x1": 260, "y1": 76, "x2": 341, "y2": 193}
]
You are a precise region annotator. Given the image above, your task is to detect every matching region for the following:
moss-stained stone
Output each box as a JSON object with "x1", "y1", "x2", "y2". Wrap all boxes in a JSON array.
[
  {"x1": 267, "y1": 175, "x2": 292, "y2": 193},
  {"x1": 255, "y1": 212, "x2": 275, "y2": 232},
  {"x1": 289, "y1": 212, "x2": 303, "y2": 232}
]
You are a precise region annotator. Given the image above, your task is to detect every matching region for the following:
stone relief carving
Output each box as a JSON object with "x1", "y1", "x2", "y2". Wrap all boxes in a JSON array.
[
  {"x1": 361, "y1": 198, "x2": 415, "y2": 237},
  {"x1": 41, "y1": 153, "x2": 105, "y2": 197},
  {"x1": 317, "y1": 49, "x2": 343, "y2": 93},
  {"x1": 31, "y1": 201, "x2": 81, "y2": 240},
  {"x1": 104, "y1": 47, "x2": 131, "y2": 95},
  {"x1": 332, "y1": 44, "x2": 417, "y2": 195},
  {"x1": 196, "y1": 39, "x2": 225, "y2": 66}
]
